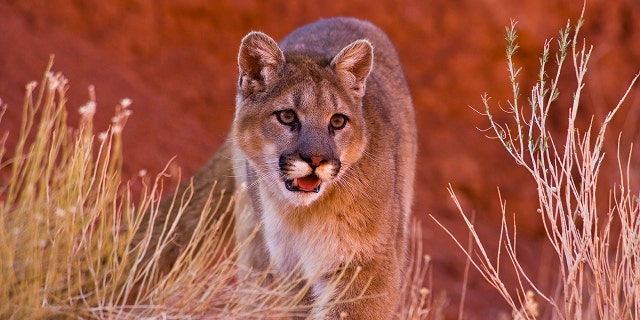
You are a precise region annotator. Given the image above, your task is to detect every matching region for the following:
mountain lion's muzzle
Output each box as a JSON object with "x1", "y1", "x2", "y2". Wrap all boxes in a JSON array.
[{"x1": 279, "y1": 151, "x2": 341, "y2": 193}]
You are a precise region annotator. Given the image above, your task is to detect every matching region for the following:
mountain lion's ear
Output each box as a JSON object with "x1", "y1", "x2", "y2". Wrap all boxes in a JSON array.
[
  {"x1": 238, "y1": 31, "x2": 285, "y2": 97},
  {"x1": 331, "y1": 40, "x2": 373, "y2": 99}
]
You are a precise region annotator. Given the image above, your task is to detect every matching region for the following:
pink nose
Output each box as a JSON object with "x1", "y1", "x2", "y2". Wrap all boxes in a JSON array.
[{"x1": 310, "y1": 155, "x2": 323, "y2": 167}]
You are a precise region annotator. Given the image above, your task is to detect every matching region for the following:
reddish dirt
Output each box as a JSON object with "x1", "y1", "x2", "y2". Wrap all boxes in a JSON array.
[{"x1": 1, "y1": 1, "x2": 639, "y2": 318}]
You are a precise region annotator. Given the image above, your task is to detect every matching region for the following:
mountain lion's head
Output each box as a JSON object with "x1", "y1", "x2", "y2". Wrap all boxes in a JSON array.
[{"x1": 232, "y1": 31, "x2": 373, "y2": 207}]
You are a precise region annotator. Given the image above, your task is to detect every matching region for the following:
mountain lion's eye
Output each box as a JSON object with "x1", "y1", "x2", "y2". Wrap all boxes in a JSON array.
[
  {"x1": 276, "y1": 110, "x2": 298, "y2": 125},
  {"x1": 329, "y1": 114, "x2": 348, "y2": 130}
]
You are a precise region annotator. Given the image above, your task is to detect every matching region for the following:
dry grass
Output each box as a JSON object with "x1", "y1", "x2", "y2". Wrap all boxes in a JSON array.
[
  {"x1": 436, "y1": 9, "x2": 640, "y2": 320},
  {"x1": 0, "y1": 58, "x2": 438, "y2": 319},
  {"x1": 5, "y1": 10, "x2": 636, "y2": 319}
]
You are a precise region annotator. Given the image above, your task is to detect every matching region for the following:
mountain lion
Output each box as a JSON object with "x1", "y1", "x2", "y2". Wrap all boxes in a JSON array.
[{"x1": 138, "y1": 17, "x2": 416, "y2": 319}]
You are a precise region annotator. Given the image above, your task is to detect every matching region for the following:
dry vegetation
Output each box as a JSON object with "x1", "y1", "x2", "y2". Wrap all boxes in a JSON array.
[
  {"x1": 437, "y1": 13, "x2": 640, "y2": 320},
  {"x1": 1, "y1": 13, "x2": 638, "y2": 320}
]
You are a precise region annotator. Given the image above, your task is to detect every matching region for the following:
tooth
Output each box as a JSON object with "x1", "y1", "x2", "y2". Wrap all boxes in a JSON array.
[{"x1": 292, "y1": 178, "x2": 299, "y2": 187}]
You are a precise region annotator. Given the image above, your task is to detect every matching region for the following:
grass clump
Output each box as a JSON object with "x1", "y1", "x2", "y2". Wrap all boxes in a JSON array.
[
  {"x1": 438, "y1": 9, "x2": 640, "y2": 320},
  {"x1": 0, "y1": 61, "x2": 134, "y2": 318}
]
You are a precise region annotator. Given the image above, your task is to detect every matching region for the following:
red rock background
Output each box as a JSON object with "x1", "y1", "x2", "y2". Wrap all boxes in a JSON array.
[{"x1": 1, "y1": 0, "x2": 639, "y2": 318}]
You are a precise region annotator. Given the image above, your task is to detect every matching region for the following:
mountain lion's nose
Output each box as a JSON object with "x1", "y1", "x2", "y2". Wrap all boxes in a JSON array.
[{"x1": 300, "y1": 154, "x2": 325, "y2": 168}]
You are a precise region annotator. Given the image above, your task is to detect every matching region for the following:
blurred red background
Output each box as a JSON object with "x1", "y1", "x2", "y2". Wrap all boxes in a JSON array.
[{"x1": 1, "y1": 0, "x2": 639, "y2": 318}]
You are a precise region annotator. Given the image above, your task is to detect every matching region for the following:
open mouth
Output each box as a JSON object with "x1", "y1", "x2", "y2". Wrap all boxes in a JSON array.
[{"x1": 285, "y1": 174, "x2": 321, "y2": 193}]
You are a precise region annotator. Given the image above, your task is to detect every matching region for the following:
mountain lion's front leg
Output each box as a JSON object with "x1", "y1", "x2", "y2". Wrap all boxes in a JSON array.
[{"x1": 312, "y1": 258, "x2": 401, "y2": 319}]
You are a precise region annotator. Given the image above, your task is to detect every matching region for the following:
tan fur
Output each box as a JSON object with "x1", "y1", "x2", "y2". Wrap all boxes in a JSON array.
[
  {"x1": 232, "y1": 18, "x2": 416, "y2": 319},
  {"x1": 135, "y1": 17, "x2": 416, "y2": 319}
]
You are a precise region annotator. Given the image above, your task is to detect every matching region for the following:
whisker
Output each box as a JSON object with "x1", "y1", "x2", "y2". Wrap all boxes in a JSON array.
[
  {"x1": 241, "y1": 170, "x2": 283, "y2": 193},
  {"x1": 335, "y1": 165, "x2": 377, "y2": 204}
]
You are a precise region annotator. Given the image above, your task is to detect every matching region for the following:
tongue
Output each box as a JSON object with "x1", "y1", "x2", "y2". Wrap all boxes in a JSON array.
[{"x1": 297, "y1": 175, "x2": 320, "y2": 191}]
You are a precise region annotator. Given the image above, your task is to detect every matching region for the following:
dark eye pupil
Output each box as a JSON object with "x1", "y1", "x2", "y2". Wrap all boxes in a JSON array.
[
  {"x1": 277, "y1": 110, "x2": 296, "y2": 124},
  {"x1": 330, "y1": 114, "x2": 346, "y2": 129}
]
